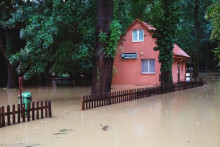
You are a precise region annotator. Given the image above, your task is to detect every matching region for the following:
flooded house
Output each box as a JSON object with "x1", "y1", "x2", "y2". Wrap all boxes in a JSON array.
[{"x1": 112, "y1": 19, "x2": 190, "y2": 86}]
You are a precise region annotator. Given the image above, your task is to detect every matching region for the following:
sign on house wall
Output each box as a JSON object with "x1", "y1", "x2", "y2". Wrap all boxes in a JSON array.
[{"x1": 121, "y1": 53, "x2": 137, "y2": 59}]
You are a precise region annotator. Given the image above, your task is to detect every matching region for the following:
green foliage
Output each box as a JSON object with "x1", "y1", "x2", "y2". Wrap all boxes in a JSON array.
[
  {"x1": 113, "y1": 0, "x2": 161, "y2": 34},
  {"x1": 99, "y1": 20, "x2": 122, "y2": 58},
  {"x1": 176, "y1": 0, "x2": 217, "y2": 70},
  {"x1": 212, "y1": 48, "x2": 220, "y2": 67},
  {"x1": 207, "y1": 1, "x2": 220, "y2": 41},
  {"x1": 209, "y1": 0, "x2": 220, "y2": 66},
  {"x1": 8, "y1": 0, "x2": 96, "y2": 79},
  {"x1": 207, "y1": 1, "x2": 220, "y2": 64},
  {"x1": 153, "y1": 0, "x2": 180, "y2": 73},
  {"x1": 0, "y1": 0, "x2": 218, "y2": 83}
]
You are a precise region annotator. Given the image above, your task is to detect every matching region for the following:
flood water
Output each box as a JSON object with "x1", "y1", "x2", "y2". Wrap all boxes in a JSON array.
[{"x1": 0, "y1": 74, "x2": 220, "y2": 147}]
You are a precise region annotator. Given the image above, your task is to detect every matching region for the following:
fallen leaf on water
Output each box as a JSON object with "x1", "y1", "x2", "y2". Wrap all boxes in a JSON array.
[
  {"x1": 102, "y1": 126, "x2": 108, "y2": 131},
  {"x1": 29, "y1": 144, "x2": 40, "y2": 147},
  {"x1": 53, "y1": 132, "x2": 67, "y2": 135},
  {"x1": 59, "y1": 129, "x2": 73, "y2": 133}
]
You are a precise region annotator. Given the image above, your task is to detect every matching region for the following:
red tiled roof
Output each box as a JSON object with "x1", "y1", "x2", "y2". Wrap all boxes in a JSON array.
[
  {"x1": 143, "y1": 22, "x2": 156, "y2": 31},
  {"x1": 128, "y1": 19, "x2": 190, "y2": 59},
  {"x1": 173, "y1": 44, "x2": 190, "y2": 59}
]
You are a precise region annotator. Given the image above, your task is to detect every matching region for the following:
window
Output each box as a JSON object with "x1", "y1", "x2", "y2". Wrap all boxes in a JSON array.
[
  {"x1": 141, "y1": 59, "x2": 155, "y2": 74},
  {"x1": 132, "y1": 29, "x2": 144, "y2": 42}
]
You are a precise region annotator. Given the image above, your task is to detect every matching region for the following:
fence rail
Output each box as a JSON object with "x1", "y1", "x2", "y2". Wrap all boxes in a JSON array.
[
  {"x1": 81, "y1": 81, "x2": 203, "y2": 110},
  {"x1": 0, "y1": 100, "x2": 52, "y2": 128}
]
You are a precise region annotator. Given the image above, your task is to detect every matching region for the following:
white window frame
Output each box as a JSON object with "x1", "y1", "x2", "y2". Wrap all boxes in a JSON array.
[
  {"x1": 132, "y1": 29, "x2": 144, "y2": 42},
  {"x1": 141, "y1": 59, "x2": 155, "y2": 74}
]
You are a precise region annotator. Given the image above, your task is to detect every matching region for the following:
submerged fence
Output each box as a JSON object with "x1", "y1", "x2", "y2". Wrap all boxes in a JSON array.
[
  {"x1": 0, "y1": 100, "x2": 52, "y2": 128},
  {"x1": 81, "y1": 81, "x2": 203, "y2": 110}
]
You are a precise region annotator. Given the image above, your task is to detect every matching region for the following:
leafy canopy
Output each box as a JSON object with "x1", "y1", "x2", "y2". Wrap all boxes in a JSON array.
[{"x1": 8, "y1": 0, "x2": 96, "y2": 79}]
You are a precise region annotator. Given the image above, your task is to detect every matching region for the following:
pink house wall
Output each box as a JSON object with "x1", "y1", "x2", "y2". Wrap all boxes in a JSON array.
[
  {"x1": 172, "y1": 59, "x2": 187, "y2": 83},
  {"x1": 112, "y1": 22, "x2": 187, "y2": 86}
]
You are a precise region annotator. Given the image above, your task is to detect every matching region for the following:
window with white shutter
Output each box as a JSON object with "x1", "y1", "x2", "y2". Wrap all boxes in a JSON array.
[
  {"x1": 132, "y1": 29, "x2": 144, "y2": 42},
  {"x1": 141, "y1": 59, "x2": 155, "y2": 74}
]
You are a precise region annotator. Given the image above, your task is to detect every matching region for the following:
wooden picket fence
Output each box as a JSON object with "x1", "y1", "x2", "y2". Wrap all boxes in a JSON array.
[
  {"x1": 81, "y1": 81, "x2": 203, "y2": 110},
  {"x1": 0, "y1": 100, "x2": 52, "y2": 128}
]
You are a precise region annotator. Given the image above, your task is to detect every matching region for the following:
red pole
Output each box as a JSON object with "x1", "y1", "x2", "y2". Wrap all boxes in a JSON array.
[{"x1": 19, "y1": 77, "x2": 23, "y2": 110}]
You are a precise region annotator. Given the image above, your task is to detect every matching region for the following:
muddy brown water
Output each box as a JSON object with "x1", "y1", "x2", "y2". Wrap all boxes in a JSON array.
[{"x1": 0, "y1": 75, "x2": 220, "y2": 147}]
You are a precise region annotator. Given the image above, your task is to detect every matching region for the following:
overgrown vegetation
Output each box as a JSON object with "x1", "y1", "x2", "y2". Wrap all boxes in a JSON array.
[
  {"x1": 153, "y1": 0, "x2": 180, "y2": 86},
  {"x1": 0, "y1": 0, "x2": 219, "y2": 92},
  {"x1": 207, "y1": 1, "x2": 220, "y2": 67},
  {"x1": 99, "y1": 20, "x2": 122, "y2": 58}
]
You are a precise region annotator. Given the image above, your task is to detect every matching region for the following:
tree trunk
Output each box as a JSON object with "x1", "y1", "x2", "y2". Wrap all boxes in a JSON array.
[
  {"x1": 161, "y1": 71, "x2": 173, "y2": 86},
  {"x1": 0, "y1": 28, "x2": 16, "y2": 88},
  {"x1": 91, "y1": 0, "x2": 114, "y2": 94},
  {"x1": 74, "y1": 73, "x2": 82, "y2": 85},
  {"x1": 5, "y1": 29, "x2": 20, "y2": 88},
  {"x1": 0, "y1": 28, "x2": 22, "y2": 88},
  {"x1": 37, "y1": 73, "x2": 51, "y2": 86},
  {"x1": 0, "y1": 47, "x2": 7, "y2": 87},
  {"x1": 193, "y1": 0, "x2": 200, "y2": 78},
  {"x1": 6, "y1": 60, "x2": 16, "y2": 88}
]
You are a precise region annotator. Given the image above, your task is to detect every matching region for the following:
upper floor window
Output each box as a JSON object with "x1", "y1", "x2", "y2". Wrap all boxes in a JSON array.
[{"x1": 132, "y1": 29, "x2": 144, "y2": 42}]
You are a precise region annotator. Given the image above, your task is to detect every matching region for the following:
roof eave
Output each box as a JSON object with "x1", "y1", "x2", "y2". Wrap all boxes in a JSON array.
[{"x1": 173, "y1": 55, "x2": 191, "y2": 61}]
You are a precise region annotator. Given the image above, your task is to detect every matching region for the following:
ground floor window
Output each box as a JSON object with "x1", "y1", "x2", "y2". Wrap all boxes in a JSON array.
[{"x1": 141, "y1": 59, "x2": 155, "y2": 74}]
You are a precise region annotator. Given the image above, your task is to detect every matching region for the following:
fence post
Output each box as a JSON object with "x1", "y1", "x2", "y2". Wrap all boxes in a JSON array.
[
  {"x1": 22, "y1": 104, "x2": 25, "y2": 122},
  {"x1": 92, "y1": 94, "x2": 95, "y2": 108},
  {"x1": 17, "y1": 104, "x2": 20, "y2": 123},
  {"x1": 41, "y1": 101, "x2": 44, "y2": 119},
  {"x1": 12, "y1": 105, "x2": 15, "y2": 124},
  {"x1": 115, "y1": 91, "x2": 118, "y2": 103},
  {"x1": 109, "y1": 92, "x2": 111, "y2": 105},
  {"x1": 131, "y1": 89, "x2": 134, "y2": 100},
  {"x1": 85, "y1": 95, "x2": 87, "y2": 109},
  {"x1": 91, "y1": 94, "x2": 94, "y2": 108},
  {"x1": 48, "y1": 100, "x2": 52, "y2": 117},
  {"x1": 7, "y1": 105, "x2": 10, "y2": 126},
  {"x1": 27, "y1": 103, "x2": 30, "y2": 121},
  {"x1": 32, "y1": 102, "x2": 35, "y2": 120},
  {"x1": 45, "y1": 100, "x2": 48, "y2": 117},
  {"x1": 122, "y1": 90, "x2": 124, "y2": 102},
  {"x1": 37, "y1": 101, "x2": 39, "y2": 119},
  {"x1": 0, "y1": 107, "x2": 2, "y2": 128},
  {"x1": 89, "y1": 94, "x2": 92, "y2": 108},
  {"x1": 2, "y1": 106, "x2": 5, "y2": 127}
]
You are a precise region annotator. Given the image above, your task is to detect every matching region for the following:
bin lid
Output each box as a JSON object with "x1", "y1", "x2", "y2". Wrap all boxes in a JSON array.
[{"x1": 18, "y1": 92, "x2": 32, "y2": 98}]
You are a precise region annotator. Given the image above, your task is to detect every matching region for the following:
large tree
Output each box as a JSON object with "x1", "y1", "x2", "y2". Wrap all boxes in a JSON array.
[
  {"x1": 0, "y1": 0, "x2": 24, "y2": 88},
  {"x1": 153, "y1": 0, "x2": 180, "y2": 86},
  {"x1": 8, "y1": 0, "x2": 96, "y2": 81},
  {"x1": 193, "y1": 0, "x2": 200, "y2": 78},
  {"x1": 176, "y1": 0, "x2": 217, "y2": 74},
  {"x1": 91, "y1": 0, "x2": 115, "y2": 93},
  {"x1": 207, "y1": 1, "x2": 220, "y2": 66}
]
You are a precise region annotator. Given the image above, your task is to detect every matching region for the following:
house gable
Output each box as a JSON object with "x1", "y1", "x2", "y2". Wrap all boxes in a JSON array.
[
  {"x1": 113, "y1": 20, "x2": 160, "y2": 85},
  {"x1": 124, "y1": 19, "x2": 190, "y2": 61},
  {"x1": 112, "y1": 19, "x2": 190, "y2": 85},
  {"x1": 126, "y1": 18, "x2": 155, "y2": 34}
]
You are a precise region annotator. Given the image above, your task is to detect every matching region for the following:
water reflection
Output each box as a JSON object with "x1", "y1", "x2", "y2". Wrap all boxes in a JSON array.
[{"x1": 0, "y1": 75, "x2": 220, "y2": 146}]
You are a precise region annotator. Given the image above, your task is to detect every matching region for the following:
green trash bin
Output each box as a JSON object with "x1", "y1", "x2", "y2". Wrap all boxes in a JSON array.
[{"x1": 18, "y1": 92, "x2": 32, "y2": 109}]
